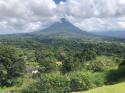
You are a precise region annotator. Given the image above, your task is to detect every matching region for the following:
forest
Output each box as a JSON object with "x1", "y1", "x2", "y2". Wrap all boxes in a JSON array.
[{"x1": 0, "y1": 36, "x2": 125, "y2": 93}]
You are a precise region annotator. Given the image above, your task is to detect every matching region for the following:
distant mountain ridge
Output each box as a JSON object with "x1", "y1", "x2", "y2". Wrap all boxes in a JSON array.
[
  {"x1": 0, "y1": 18, "x2": 124, "y2": 41},
  {"x1": 0, "y1": 18, "x2": 99, "y2": 41},
  {"x1": 93, "y1": 31, "x2": 125, "y2": 39}
]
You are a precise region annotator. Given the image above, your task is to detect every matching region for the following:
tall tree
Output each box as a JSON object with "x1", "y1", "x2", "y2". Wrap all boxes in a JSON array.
[{"x1": 0, "y1": 46, "x2": 25, "y2": 86}]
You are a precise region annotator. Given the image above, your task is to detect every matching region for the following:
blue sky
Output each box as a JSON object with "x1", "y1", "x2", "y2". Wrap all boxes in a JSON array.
[
  {"x1": 0, "y1": 0, "x2": 125, "y2": 34},
  {"x1": 54, "y1": 0, "x2": 66, "y2": 4}
]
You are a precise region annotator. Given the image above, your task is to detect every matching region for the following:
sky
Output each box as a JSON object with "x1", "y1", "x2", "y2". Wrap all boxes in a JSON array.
[
  {"x1": 0, "y1": 0, "x2": 125, "y2": 34},
  {"x1": 54, "y1": 0, "x2": 66, "y2": 4}
]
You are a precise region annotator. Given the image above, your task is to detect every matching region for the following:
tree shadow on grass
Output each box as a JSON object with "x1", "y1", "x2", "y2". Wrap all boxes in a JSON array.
[{"x1": 106, "y1": 66, "x2": 125, "y2": 85}]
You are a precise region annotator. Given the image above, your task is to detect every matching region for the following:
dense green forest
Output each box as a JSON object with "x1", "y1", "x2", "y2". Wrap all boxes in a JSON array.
[{"x1": 0, "y1": 36, "x2": 125, "y2": 93}]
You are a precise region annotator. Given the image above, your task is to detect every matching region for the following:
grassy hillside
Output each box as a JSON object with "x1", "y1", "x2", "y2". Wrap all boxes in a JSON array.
[{"x1": 73, "y1": 82, "x2": 125, "y2": 93}]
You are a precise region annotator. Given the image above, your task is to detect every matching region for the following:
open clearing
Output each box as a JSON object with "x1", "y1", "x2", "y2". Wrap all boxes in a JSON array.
[{"x1": 73, "y1": 82, "x2": 125, "y2": 93}]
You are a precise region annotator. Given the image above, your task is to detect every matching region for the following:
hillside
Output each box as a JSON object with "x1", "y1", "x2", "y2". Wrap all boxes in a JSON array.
[
  {"x1": 0, "y1": 18, "x2": 98, "y2": 42},
  {"x1": 93, "y1": 31, "x2": 125, "y2": 39},
  {"x1": 0, "y1": 19, "x2": 125, "y2": 43},
  {"x1": 73, "y1": 82, "x2": 125, "y2": 93},
  {"x1": 31, "y1": 18, "x2": 94, "y2": 38}
]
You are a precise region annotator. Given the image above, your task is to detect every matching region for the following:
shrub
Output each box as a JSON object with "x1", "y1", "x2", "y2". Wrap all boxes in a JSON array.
[
  {"x1": 21, "y1": 71, "x2": 106, "y2": 93},
  {"x1": 69, "y1": 72, "x2": 105, "y2": 91},
  {"x1": 86, "y1": 59, "x2": 116, "y2": 72},
  {"x1": 22, "y1": 73, "x2": 70, "y2": 93}
]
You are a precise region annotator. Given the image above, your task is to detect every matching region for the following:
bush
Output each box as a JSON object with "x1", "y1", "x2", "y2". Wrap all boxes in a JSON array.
[
  {"x1": 69, "y1": 72, "x2": 105, "y2": 91},
  {"x1": 87, "y1": 61, "x2": 105, "y2": 72},
  {"x1": 21, "y1": 71, "x2": 106, "y2": 93},
  {"x1": 86, "y1": 59, "x2": 116, "y2": 72},
  {"x1": 21, "y1": 73, "x2": 70, "y2": 93}
]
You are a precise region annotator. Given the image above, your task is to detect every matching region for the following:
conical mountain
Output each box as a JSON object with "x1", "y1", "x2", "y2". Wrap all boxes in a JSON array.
[{"x1": 32, "y1": 18, "x2": 94, "y2": 38}]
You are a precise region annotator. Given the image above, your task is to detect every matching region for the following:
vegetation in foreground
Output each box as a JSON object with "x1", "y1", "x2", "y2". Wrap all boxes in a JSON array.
[
  {"x1": 0, "y1": 74, "x2": 36, "y2": 93},
  {"x1": 0, "y1": 38, "x2": 125, "y2": 93}
]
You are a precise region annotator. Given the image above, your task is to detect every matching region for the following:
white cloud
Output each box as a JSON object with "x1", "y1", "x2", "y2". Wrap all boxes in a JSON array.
[
  {"x1": 57, "y1": 0, "x2": 125, "y2": 31},
  {"x1": 58, "y1": 0, "x2": 125, "y2": 18},
  {"x1": 118, "y1": 21, "x2": 125, "y2": 29},
  {"x1": 66, "y1": 16, "x2": 116, "y2": 31},
  {"x1": 0, "y1": 0, "x2": 59, "y2": 34},
  {"x1": 0, "y1": 0, "x2": 125, "y2": 33}
]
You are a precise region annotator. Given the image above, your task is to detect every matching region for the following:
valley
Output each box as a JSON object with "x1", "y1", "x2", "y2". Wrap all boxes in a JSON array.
[{"x1": 0, "y1": 18, "x2": 125, "y2": 93}]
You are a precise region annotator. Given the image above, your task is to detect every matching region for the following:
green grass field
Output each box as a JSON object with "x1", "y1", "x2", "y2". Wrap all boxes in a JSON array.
[{"x1": 73, "y1": 82, "x2": 125, "y2": 93}]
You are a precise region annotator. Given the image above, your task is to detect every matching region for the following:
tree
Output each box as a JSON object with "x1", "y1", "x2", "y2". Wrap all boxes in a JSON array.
[
  {"x1": 119, "y1": 59, "x2": 125, "y2": 68},
  {"x1": 75, "y1": 49, "x2": 96, "y2": 62},
  {"x1": 35, "y1": 50, "x2": 56, "y2": 72},
  {"x1": 0, "y1": 46, "x2": 25, "y2": 86},
  {"x1": 61, "y1": 56, "x2": 74, "y2": 74}
]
